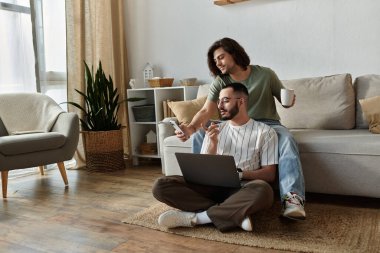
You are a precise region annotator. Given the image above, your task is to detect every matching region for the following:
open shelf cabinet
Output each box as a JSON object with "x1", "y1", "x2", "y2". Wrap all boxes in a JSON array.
[{"x1": 127, "y1": 86, "x2": 199, "y2": 167}]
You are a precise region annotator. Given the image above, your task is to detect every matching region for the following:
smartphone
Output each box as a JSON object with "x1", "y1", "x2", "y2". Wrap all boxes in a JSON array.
[
  {"x1": 169, "y1": 120, "x2": 184, "y2": 134},
  {"x1": 209, "y1": 120, "x2": 222, "y2": 124}
]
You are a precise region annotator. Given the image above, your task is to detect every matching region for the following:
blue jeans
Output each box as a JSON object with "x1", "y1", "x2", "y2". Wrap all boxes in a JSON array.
[{"x1": 191, "y1": 120, "x2": 305, "y2": 201}]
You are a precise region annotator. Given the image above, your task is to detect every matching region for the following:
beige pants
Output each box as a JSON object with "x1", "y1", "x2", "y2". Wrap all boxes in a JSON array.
[{"x1": 152, "y1": 176, "x2": 274, "y2": 232}]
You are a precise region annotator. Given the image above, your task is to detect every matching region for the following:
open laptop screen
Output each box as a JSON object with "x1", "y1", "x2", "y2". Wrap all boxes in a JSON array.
[{"x1": 175, "y1": 153, "x2": 241, "y2": 188}]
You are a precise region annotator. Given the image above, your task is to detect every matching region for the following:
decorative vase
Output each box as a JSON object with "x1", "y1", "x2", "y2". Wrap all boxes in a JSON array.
[{"x1": 82, "y1": 129, "x2": 124, "y2": 171}]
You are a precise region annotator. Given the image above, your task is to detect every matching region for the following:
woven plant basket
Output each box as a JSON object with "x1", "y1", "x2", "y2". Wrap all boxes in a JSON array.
[{"x1": 82, "y1": 130, "x2": 124, "y2": 172}]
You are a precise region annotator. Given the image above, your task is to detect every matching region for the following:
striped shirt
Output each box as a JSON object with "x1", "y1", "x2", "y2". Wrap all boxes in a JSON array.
[{"x1": 200, "y1": 119, "x2": 278, "y2": 171}]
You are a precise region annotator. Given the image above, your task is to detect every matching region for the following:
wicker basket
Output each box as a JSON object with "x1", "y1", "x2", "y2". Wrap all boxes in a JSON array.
[
  {"x1": 180, "y1": 78, "x2": 197, "y2": 86},
  {"x1": 139, "y1": 143, "x2": 157, "y2": 155},
  {"x1": 132, "y1": 104, "x2": 155, "y2": 122},
  {"x1": 82, "y1": 130, "x2": 124, "y2": 171},
  {"x1": 148, "y1": 78, "x2": 174, "y2": 88}
]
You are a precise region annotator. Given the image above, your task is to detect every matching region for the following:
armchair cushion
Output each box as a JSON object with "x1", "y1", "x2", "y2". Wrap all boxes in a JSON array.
[
  {"x1": 0, "y1": 132, "x2": 66, "y2": 155},
  {"x1": 0, "y1": 93, "x2": 63, "y2": 134}
]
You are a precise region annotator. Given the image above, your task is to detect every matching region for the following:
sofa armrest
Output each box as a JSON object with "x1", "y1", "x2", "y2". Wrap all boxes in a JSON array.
[
  {"x1": 158, "y1": 117, "x2": 177, "y2": 170},
  {"x1": 158, "y1": 117, "x2": 178, "y2": 174},
  {"x1": 51, "y1": 112, "x2": 80, "y2": 160}
]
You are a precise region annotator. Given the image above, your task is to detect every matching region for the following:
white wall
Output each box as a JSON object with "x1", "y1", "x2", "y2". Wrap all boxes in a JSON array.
[{"x1": 124, "y1": 0, "x2": 380, "y2": 88}]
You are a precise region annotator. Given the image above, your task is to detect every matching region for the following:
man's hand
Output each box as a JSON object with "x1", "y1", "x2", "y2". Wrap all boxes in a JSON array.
[
  {"x1": 203, "y1": 122, "x2": 219, "y2": 154},
  {"x1": 204, "y1": 122, "x2": 220, "y2": 143},
  {"x1": 175, "y1": 123, "x2": 196, "y2": 142}
]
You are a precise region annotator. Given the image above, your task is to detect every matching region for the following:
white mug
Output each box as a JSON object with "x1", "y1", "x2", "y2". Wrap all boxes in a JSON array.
[{"x1": 281, "y1": 88, "x2": 295, "y2": 107}]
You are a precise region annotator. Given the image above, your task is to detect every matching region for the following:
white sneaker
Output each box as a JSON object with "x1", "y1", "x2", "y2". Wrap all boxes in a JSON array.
[
  {"x1": 158, "y1": 210, "x2": 196, "y2": 228},
  {"x1": 282, "y1": 192, "x2": 306, "y2": 220},
  {"x1": 240, "y1": 216, "x2": 253, "y2": 231}
]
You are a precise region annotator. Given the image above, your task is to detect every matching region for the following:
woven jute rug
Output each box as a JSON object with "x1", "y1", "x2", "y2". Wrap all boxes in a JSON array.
[{"x1": 123, "y1": 201, "x2": 380, "y2": 253}]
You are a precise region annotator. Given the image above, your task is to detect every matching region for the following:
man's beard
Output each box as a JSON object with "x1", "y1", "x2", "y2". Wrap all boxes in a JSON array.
[{"x1": 220, "y1": 103, "x2": 239, "y2": 120}]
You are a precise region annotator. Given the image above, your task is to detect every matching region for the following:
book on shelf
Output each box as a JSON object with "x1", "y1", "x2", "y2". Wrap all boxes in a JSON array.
[
  {"x1": 163, "y1": 100, "x2": 168, "y2": 118},
  {"x1": 163, "y1": 99, "x2": 177, "y2": 118}
]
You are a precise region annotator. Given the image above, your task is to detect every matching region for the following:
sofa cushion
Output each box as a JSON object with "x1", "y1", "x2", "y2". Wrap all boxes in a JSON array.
[
  {"x1": 196, "y1": 83, "x2": 211, "y2": 98},
  {"x1": 354, "y1": 74, "x2": 380, "y2": 129},
  {"x1": 276, "y1": 73, "x2": 355, "y2": 129},
  {"x1": 291, "y1": 129, "x2": 380, "y2": 155},
  {"x1": 359, "y1": 96, "x2": 380, "y2": 134},
  {"x1": 164, "y1": 135, "x2": 192, "y2": 148},
  {"x1": 168, "y1": 96, "x2": 219, "y2": 124},
  {"x1": 0, "y1": 119, "x2": 8, "y2": 136}
]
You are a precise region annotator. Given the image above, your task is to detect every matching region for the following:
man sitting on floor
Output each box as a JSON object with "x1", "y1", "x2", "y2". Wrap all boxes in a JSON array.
[{"x1": 152, "y1": 83, "x2": 278, "y2": 232}]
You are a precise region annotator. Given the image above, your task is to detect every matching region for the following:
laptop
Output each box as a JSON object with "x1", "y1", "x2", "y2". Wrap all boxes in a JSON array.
[{"x1": 175, "y1": 152, "x2": 241, "y2": 188}]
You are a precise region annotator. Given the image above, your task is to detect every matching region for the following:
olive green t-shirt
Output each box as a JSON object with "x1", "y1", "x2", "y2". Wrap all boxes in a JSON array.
[{"x1": 208, "y1": 65, "x2": 284, "y2": 121}]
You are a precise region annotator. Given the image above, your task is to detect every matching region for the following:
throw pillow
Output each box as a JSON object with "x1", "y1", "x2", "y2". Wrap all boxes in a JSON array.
[
  {"x1": 276, "y1": 73, "x2": 355, "y2": 129},
  {"x1": 354, "y1": 74, "x2": 380, "y2": 128},
  {"x1": 359, "y1": 96, "x2": 380, "y2": 134},
  {"x1": 167, "y1": 96, "x2": 219, "y2": 124}
]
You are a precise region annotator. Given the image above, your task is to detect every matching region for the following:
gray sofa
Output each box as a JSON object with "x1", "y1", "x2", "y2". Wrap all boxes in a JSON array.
[{"x1": 158, "y1": 74, "x2": 380, "y2": 198}]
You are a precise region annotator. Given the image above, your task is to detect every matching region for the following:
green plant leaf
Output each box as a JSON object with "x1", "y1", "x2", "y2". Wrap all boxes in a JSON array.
[{"x1": 64, "y1": 60, "x2": 126, "y2": 131}]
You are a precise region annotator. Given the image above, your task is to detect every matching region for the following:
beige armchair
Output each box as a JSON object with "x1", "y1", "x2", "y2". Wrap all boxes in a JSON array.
[{"x1": 0, "y1": 93, "x2": 79, "y2": 198}]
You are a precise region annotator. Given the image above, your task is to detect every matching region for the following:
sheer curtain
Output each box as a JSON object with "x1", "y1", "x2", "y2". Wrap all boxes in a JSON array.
[
  {"x1": 37, "y1": 0, "x2": 68, "y2": 107},
  {"x1": 0, "y1": 0, "x2": 36, "y2": 93},
  {"x1": 65, "y1": 0, "x2": 130, "y2": 167}
]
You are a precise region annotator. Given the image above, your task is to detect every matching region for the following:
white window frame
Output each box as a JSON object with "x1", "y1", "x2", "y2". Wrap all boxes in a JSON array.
[{"x1": 0, "y1": 0, "x2": 66, "y2": 93}]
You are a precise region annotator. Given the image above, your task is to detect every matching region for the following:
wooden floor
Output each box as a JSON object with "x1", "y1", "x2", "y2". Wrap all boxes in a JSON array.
[{"x1": 0, "y1": 161, "x2": 378, "y2": 253}]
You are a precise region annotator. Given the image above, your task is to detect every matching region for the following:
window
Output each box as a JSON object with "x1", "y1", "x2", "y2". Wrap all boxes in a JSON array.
[{"x1": 0, "y1": 0, "x2": 67, "y2": 106}]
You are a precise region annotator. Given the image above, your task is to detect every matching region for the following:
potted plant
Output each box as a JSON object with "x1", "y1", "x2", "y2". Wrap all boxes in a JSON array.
[{"x1": 66, "y1": 61, "x2": 126, "y2": 171}]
